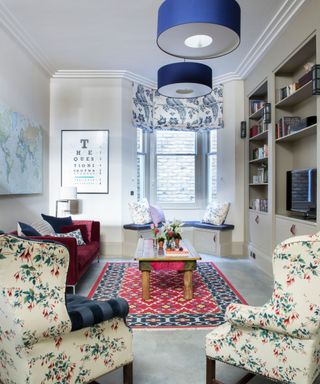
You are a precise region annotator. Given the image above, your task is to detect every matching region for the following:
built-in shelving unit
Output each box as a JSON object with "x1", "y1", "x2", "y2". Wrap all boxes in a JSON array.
[
  {"x1": 274, "y1": 35, "x2": 318, "y2": 222},
  {"x1": 248, "y1": 81, "x2": 269, "y2": 214}
]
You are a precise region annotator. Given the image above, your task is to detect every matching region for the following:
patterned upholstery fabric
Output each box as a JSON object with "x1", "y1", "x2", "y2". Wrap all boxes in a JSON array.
[
  {"x1": 206, "y1": 233, "x2": 320, "y2": 384},
  {"x1": 0, "y1": 235, "x2": 133, "y2": 384},
  {"x1": 56, "y1": 229, "x2": 86, "y2": 245},
  {"x1": 66, "y1": 294, "x2": 129, "y2": 331}
]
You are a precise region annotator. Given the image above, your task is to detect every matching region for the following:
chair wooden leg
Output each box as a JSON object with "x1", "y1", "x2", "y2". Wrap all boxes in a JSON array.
[
  {"x1": 123, "y1": 361, "x2": 133, "y2": 384},
  {"x1": 206, "y1": 357, "x2": 223, "y2": 384}
]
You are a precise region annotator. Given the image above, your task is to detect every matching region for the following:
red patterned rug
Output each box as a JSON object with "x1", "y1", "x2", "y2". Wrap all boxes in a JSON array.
[{"x1": 88, "y1": 262, "x2": 246, "y2": 328}]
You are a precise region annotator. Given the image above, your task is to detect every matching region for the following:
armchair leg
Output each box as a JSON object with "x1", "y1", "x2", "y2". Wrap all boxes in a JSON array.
[
  {"x1": 206, "y1": 357, "x2": 254, "y2": 384},
  {"x1": 123, "y1": 361, "x2": 133, "y2": 384}
]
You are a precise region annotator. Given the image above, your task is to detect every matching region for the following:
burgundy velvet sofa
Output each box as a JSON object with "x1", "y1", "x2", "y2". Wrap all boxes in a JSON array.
[{"x1": 13, "y1": 220, "x2": 100, "y2": 292}]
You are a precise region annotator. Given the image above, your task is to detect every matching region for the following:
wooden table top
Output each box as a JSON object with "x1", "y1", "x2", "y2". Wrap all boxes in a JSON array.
[{"x1": 134, "y1": 238, "x2": 201, "y2": 262}]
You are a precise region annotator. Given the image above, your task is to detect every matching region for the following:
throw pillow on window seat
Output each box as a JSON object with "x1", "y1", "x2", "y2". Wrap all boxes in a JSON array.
[
  {"x1": 149, "y1": 204, "x2": 166, "y2": 224},
  {"x1": 55, "y1": 229, "x2": 86, "y2": 246},
  {"x1": 128, "y1": 198, "x2": 152, "y2": 225},
  {"x1": 203, "y1": 202, "x2": 230, "y2": 225},
  {"x1": 41, "y1": 213, "x2": 73, "y2": 233}
]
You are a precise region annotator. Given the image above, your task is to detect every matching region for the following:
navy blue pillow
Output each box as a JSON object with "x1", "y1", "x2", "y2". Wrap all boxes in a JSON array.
[
  {"x1": 41, "y1": 214, "x2": 73, "y2": 233},
  {"x1": 18, "y1": 222, "x2": 41, "y2": 236}
]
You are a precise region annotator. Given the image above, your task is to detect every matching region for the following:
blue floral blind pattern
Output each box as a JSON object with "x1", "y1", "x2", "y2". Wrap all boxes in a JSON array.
[{"x1": 132, "y1": 83, "x2": 223, "y2": 131}]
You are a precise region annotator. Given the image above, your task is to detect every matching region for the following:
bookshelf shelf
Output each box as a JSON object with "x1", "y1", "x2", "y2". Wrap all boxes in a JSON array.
[
  {"x1": 249, "y1": 183, "x2": 268, "y2": 186},
  {"x1": 249, "y1": 107, "x2": 264, "y2": 120},
  {"x1": 275, "y1": 81, "x2": 312, "y2": 109},
  {"x1": 276, "y1": 123, "x2": 317, "y2": 143},
  {"x1": 249, "y1": 130, "x2": 268, "y2": 142},
  {"x1": 249, "y1": 157, "x2": 268, "y2": 164}
]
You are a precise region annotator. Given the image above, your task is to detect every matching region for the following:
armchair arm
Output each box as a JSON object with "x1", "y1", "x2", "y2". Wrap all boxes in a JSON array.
[{"x1": 225, "y1": 301, "x2": 319, "y2": 340}]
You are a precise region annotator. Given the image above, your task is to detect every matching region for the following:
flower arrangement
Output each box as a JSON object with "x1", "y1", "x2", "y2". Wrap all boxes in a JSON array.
[
  {"x1": 163, "y1": 220, "x2": 183, "y2": 248},
  {"x1": 150, "y1": 223, "x2": 160, "y2": 240}
]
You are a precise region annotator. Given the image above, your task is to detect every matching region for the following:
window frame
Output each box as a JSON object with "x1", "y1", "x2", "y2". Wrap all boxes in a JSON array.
[
  {"x1": 207, "y1": 130, "x2": 218, "y2": 202},
  {"x1": 149, "y1": 130, "x2": 207, "y2": 209},
  {"x1": 137, "y1": 128, "x2": 149, "y2": 200}
]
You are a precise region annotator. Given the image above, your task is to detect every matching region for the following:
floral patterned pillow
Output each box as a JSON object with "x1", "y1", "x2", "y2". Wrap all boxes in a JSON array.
[
  {"x1": 128, "y1": 198, "x2": 152, "y2": 225},
  {"x1": 56, "y1": 229, "x2": 86, "y2": 246},
  {"x1": 203, "y1": 202, "x2": 230, "y2": 225}
]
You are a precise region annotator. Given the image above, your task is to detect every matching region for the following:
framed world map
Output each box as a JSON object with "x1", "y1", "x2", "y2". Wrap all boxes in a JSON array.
[{"x1": 0, "y1": 104, "x2": 43, "y2": 195}]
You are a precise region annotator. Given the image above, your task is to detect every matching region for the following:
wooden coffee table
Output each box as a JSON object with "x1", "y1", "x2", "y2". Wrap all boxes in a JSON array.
[{"x1": 134, "y1": 238, "x2": 201, "y2": 300}]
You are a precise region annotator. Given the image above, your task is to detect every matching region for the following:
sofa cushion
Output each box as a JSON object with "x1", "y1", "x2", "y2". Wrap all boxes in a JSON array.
[
  {"x1": 66, "y1": 294, "x2": 129, "y2": 331},
  {"x1": 17, "y1": 222, "x2": 41, "y2": 237},
  {"x1": 203, "y1": 202, "x2": 230, "y2": 225},
  {"x1": 56, "y1": 229, "x2": 86, "y2": 246},
  {"x1": 41, "y1": 214, "x2": 73, "y2": 232},
  {"x1": 77, "y1": 241, "x2": 99, "y2": 269},
  {"x1": 60, "y1": 224, "x2": 89, "y2": 244},
  {"x1": 30, "y1": 219, "x2": 56, "y2": 236},
  {"x1": 128, "y1": 198, "x2": 152, "y2": 225}
]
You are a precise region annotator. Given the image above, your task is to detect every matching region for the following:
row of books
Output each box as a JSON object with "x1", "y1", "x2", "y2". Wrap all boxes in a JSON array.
[
  {"x1": 252, "y1": 167, "x2": 268, "y2": 184},
  {"x1": 249, "y1": 118, "x2": 265, "y2": 138},
  {"x1": 252, "y1": 199, "x2": 268, "y2": 213},
  {"x1": 278, "y1": 83, "x2": 299, "y2": 101},
  {"x1": 277, "y1": 69, "x2": 313, "y2": 102},
  {"x1": 249, "y1": 99, "x2": 265, "y2": 115},
  {"x1": 251, "y1": 144, "x2": 268, "y2": 160},
  {"x1": 276, "y1": 115, "x2": 317, "y2": 139}
]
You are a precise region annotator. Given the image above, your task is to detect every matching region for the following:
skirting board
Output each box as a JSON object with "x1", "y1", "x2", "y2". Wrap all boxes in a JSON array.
[{"x1": 247, "y1": 243, "x2": 273, "y2": 277}]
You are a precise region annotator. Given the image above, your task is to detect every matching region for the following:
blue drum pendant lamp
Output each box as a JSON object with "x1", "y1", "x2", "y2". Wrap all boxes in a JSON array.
[
  {"x1": 157, "y1": 0, "x2": 241, "y2": 59},
  {"x1": 158, "y1": 62, "x2": 212, "y2": 98}
]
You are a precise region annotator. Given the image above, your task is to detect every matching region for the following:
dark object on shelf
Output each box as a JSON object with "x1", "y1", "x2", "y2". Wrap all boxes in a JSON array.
[
  {"x1": 298, "y1": 70, "x2": 313, "y2": 88},
  {"x1": 287, "y1": 168, "x2": 317, "y2": 219},
  {"x1": 240, "y1": 121, "x2": 246, "y2": 138},
  {"x1": 291, "y1": 115, "x2": 317, "y2": 133},
  {"x1": 312, "y1": 64, "x2": 320, "y2": 95},
  {"x1": 263, "y1": 103, "x2": 271, "y2": 124}
]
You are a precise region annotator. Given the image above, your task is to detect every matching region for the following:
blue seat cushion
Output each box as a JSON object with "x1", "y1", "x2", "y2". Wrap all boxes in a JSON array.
[
  {"x1": 185, "y1": 221, "x2": 235, "y2": 231},
  {"x1": 123, "y1": 223, "x2": 163, "y2": 230},
  {"x1": 66, "y1": 294, "x2": 129, "y2": 331}
]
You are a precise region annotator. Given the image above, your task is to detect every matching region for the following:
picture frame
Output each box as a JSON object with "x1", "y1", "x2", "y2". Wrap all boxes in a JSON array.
[{"x1": 61, "y1": 130, "x2": 109, "y2": 194}]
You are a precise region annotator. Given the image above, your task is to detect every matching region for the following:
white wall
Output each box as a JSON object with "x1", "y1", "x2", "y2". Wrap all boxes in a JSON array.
[
  {"x1": 50, "y1": 78, "x2": 136, "y2": 256},
  {"x1": 0, "y1": 26, "x2": 50, "y2": 232}
]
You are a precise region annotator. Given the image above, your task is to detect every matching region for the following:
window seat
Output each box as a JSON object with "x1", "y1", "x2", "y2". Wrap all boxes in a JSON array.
[{"x1": 123, "y1": 221, "x2": 234, "y2": 257}]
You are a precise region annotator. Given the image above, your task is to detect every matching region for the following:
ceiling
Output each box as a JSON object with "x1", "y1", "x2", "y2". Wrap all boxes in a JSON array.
[{"x1": 0, "y1": 0, "x2": 308, "y2": 82}]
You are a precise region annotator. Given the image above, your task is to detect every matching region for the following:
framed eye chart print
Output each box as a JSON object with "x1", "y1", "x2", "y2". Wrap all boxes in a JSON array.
[{"x1": 61, "y1": 130, "x2": 109, "y2": 194}]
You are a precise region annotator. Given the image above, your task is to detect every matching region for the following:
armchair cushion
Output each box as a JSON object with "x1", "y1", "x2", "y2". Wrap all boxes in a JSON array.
[{"x1": 66, "y1": 294, "x2": 129, "y2": 331}]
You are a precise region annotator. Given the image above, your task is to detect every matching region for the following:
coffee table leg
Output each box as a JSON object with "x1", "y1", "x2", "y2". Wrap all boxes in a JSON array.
[
  {"x1": 184, "y1": 270, "x2": 193, "y2": 300},
  {"x1": 142, "y1": 270, "x2": 150, "y2": 300}
]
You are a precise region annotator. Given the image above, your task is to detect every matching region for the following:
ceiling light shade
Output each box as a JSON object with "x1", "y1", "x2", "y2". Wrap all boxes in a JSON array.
[
  {"x1": 157, "y1": 0, "x2": 241, "y2": 59},
  {"x1": 158, "y1": 62, "x2": 212, "y2": 98}
]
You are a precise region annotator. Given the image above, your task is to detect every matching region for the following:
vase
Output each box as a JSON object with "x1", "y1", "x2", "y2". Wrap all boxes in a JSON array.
[
  {"x1": 158, "y1": 240, "x2": 164, "y2": 250},
  {"x1": 166, "y1": 239, "x2": 174, "y2": 249},
  {"x1": 175, "y1": 238, "x2": 180, "y2": 248}
]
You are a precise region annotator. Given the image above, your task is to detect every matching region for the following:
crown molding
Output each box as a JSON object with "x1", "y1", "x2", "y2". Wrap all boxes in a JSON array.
[
  {"x1": 0, "y1": 0, "x2": 55, "y2": 75},
  {"x1": 213, "y1": 72, "x2": 242, "y2": 85},
  {"x1": 237, "y1": 0, "x2": 310, "y2": 79},
  {"x1": 52, "y1": 70, "x2": 156, "y2": 88}
]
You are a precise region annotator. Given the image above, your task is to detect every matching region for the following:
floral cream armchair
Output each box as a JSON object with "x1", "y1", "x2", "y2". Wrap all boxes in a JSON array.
[
  {"x1": 206, "y1": 233, "x2": 320, "y2": 384},
  {"x1": 0, "y1": 235, "x2": 133, "y2": 384}
]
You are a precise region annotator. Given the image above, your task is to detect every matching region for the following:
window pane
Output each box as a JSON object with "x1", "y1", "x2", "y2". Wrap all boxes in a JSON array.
[
  {"x1": 137, "y1": 154, "x2": 145, "y2": 199},
  {"x1": 157, "y1": 155, "x2": 195, "y2": 203},
  {"x1": 208, "y1": 154, "x2": 217, "y2": 201},
  {"x1": 156, "y1": 131, "x2": 196, "y2": 154},
  {"x1": 209, "y1": 130, "x2": 217, "y2": 153},
  {"x1": 137, "y1": 128, "x2": 143, "y2": 153}
]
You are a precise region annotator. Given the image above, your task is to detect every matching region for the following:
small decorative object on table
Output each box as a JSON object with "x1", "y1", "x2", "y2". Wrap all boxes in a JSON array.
[
  {"x1": 163, "y1": 220, "x2": 183, "y2": 250},
  {"x1": 150, "y1": 223, "x2": 160, "y2": 248},
  {"x1": 158, "y1": 236, "x2": 165, "y2": 250}
]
